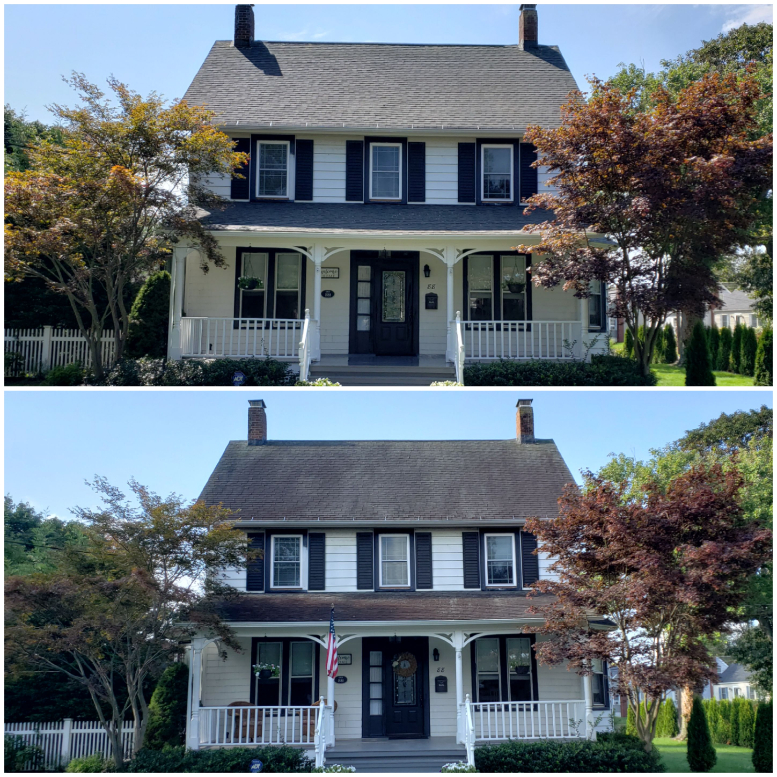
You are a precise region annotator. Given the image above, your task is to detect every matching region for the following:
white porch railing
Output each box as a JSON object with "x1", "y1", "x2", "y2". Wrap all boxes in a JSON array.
[
  {"x1": 4, "y1": 327, "x2": 117, "y2": 376},
  {"x1": 298, "y1": 309, "x2": 312, "y2": 381},
  {"x1": 314, "y1": 698, "x2": 333, "y2": 768},
  {"x1": 470, "y1": 700, "x2": 587, "y2": 742},
  {"x1": 180, "y1": 317, "x2": 304, "y2": 359},
  {"x1": 199, "y1": 705, "x2": 320, "y2": 748},
  {"x1": 464, "y1": 695, "x2": 476, "y2": 768},
  {"x1": 453, "y1": 312, "x2": 466, "y2": 384},
  {"x1": 463, "y1": 321, "x2": 582, "y2": 361}
]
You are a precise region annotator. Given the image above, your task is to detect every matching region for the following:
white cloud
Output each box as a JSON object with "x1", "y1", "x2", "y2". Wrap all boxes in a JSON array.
[
  {"x1": 722, "y1": 4, "x2": 773, "y2": 33},
  {"x1": 278, "y1": 27, "x2": 331, "y2": 42}
]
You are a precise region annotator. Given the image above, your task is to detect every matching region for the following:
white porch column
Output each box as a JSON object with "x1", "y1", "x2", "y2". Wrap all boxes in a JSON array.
[
  {"x1": 168, "y1": 247, "x2": 187, "y2": 361},
  {"x1": 186, "y1": 638, "x2": 206, "y2": 750},
  {"x1": 583, "y1": 669, "x2": 594, "y2": 740},
  {"x1": 444, "y1": 247, "x2": 456, "y2": 361},
  {"x1": 312, "y1": 244, "x2": 324, "y2": 360},
  {"x1": 578, "y1": 293, "x2": 588, "y2": 361},
  {"x1": 454, "y1": 631, "x2": 465, "y2": 743},
  {"x1": 326, "y1": 672, "x2": 336, "y2": 746}
]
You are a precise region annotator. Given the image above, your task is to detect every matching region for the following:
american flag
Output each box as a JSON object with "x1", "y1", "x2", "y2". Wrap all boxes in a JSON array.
[{"x1": 326, "y1": 607, "x2": 338, "y2": 678}]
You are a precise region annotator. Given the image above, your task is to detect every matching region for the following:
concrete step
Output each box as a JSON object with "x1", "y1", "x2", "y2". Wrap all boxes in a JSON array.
[
  {"x1": 325, "y1": 747, "x2": 467, "y2": 772},
  {"x1": 309, "y1": 365, "x2": 456, "y2": 387}
]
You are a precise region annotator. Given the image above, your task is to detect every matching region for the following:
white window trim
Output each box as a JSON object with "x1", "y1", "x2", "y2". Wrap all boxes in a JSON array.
[
  {"x1": 369, "y1": 142, "x2": 403, "y2": 201},
  {"x1": 273, "y1": 252, "x2": 302, "y2": 320},
  {"x1": 288, "y1": 640, "x2": 315, "y2": 705},
  {"x1": 378, "y1": 533, "x2": 411, "y2": 588},
  {"x1": 484, "y1": 533, "x2": 517, "y2": 588},
  {"x1": 256, "y1": 140, "x2": 293, "y2": 200},
  {"x1": 481, "y1": 144, "x2": 514, "y2": 203},
  {"x1": 270, "y1": 534, "x2": 306, "y2": 589}
]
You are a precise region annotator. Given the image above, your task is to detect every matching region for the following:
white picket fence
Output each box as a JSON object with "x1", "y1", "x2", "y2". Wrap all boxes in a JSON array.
[
  {"x1": 4, "y1": 327, "x2": 117, "y2": 376},
  {"x1": 5, "y1": 719, "x2": 135, "y2": 770}
]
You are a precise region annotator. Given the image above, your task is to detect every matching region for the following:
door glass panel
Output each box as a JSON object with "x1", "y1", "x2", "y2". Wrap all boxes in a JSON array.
[
  {"x1": 357, "y1": 282, "x2": 371, "y2": 297},
  {"x1": 382, "y1": 271, "x2": 406, "y2": 323},
  {"x1": 369, "y1": 651, "x2": 383, "y2": 716},
  {"x1": 393, "y1": 654, "x2": 417, "y2": 705},
  {"x1": 357, "y1": 316, "x2": 371, "y2": 331},
  {"x1": 357, "y1": 299, "x2": 370, "y2": 314},
  {"x1": 358, "y1": 265, "x2": 372, "y2": 281}
]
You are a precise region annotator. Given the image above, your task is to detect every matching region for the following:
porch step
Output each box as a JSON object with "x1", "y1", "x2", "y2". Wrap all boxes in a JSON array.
[
  {"x1": 325, "y1": 744, "x2": 468, "y2": 773},
  {"x1": 308, "y1": 364, "x2": 456, "y2": 387}
]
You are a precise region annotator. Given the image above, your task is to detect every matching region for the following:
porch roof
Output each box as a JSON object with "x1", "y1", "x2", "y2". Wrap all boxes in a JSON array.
[
  {"x1": 195, "y1": 201, "x2": 554, "y2": 238},
  {"x1": 200, "y1": 439, "x2": 575, "y2": 520}
]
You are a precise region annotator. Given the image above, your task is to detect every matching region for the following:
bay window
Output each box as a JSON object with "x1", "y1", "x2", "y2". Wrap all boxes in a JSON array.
[{"x1": 256, "y1": 141, "x2": 290, "y2": 198}]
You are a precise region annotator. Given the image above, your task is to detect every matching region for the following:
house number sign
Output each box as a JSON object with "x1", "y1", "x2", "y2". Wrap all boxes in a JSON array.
[
  {"x1": 321, "y1": 268, "x2": 340, "y2": 279},
  {"x1": 335, "y1": 676, "x2": 348, "y2": 684},
  {"x1": 321, "y1": 290, "x2": 335, "y2": 298}
]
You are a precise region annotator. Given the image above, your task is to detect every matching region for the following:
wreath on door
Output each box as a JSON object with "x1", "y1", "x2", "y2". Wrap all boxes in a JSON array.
[{"x1": 392, "y1": 652, "x2": 418, "y2": 678}]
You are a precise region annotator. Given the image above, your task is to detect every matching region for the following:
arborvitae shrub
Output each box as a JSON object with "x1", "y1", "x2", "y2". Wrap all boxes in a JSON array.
[
  {"x1": 739, "y1": 700, "x2": 756, "y2": 749},
  {"x1": 685, "y1": 321, "x2": 716, "y2": 386},
  {"x1": 717, "y1": 327, "x2": 733, "y2": 371},
  {"x1": 687, "y1": 696, "x2": 717, "y2": 772},
  {"x1": 653, "y1": 326, "x2": 665, "y2": 364},
  {"x1": 624, "y1": 328, "x2": 634, "y2": 358},
  {"x1": 125, "y1": 270, "x2": 172, "y2": 358},
  {"x1": 657, "y1": 698, "x2": 680, "y2": 738},
  {"x1": 754, "y1": 328, "x2": 773, "y2": 386},
  {"x1": 703, "y1": 699, "x2": 720, "y2": 745},
  {"x1": 144, "y1": 663, "x2": 189, "y2": 750},
  {"x1": 752, "y1": 700, "x2": 772, "y2": 772},
  {"x1": 717, "y1": 699, "x2": 732, "y2": 745},
  {"x1": 740, "y1": 327, "x2": 758, "y2": 376},
  {"x1": 731, "y1": 322, "x2": 744, "y2": 373},
  {"x1": 707, "y1": 325, "x2": 720, "y2": 370},
  {"x1": 662, "y1": 324, "x2": 678, "y2": 363},
  {"x1": 730, "y1": 697, "x2": 741, "y2": 746},
  {"x1": 625, "y1": 704, "x2": 637, "y2": 737}
]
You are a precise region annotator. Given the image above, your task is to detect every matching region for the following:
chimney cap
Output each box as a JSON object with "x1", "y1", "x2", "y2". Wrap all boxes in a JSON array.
[
  {"x1": 516, "y1": 398, "x2": 533, "y2": 407},
  {"x1": 248, "y1": 399, "x2": 266, "y2": 408},
  {"x1": 519, "y1": 3, "x2": 537, "y2": 9}
]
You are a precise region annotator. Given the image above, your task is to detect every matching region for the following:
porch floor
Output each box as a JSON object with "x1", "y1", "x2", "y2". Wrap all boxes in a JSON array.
[{"x1": 310, "y1": 354, "x2": 455, "y2": 386}]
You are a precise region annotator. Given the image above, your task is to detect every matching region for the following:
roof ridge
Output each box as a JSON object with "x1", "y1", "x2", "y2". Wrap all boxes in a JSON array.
[{"x1": 213, "y1": 39, "x2": 560, "y2": 49}]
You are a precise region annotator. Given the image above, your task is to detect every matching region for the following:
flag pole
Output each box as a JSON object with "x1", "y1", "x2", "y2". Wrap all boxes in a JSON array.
[{"x1": 326, "y1": 605, "x2": 336, "y2": 747}]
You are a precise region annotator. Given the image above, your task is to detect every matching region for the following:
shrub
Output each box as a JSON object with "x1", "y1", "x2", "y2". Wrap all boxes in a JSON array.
[
  {"x1": 5, "y1": 735, "x2": 45, "y2": 773},
  {"x1": 703, "y1": 699, "x2": 722, "y2": 745},
  {"x1": 4, "y1": 350, "x2": 26, "y2": 378},
  {"x1": 653, "y1": 326, "x2": 665, "y2": 364},
  {"x1": 125, "y1": 271, "x2": 171, "y2": 358},
  {"x1": 717, "y1": 327, "x2": 733, "y2": 371},
  {"x1": 463, "y1": 355, "x2": 656, "y2": 387},
  {"x1": 730, "y1": 696, "x2": 741, "y2": 746},
  {"x1": 143, "y1": 663, "x2": 189, "y2": 750},
  {"x1": 295, "y1": 377, "x2": 342, "y2": 386},
  {"x1": 66, "y1": 752, "x2": 114, "y2": 772},
  {"x1": 684, "y1": 321, "x2": 716, "y2": 386},
  {"x1": 439, "y1": 763, "x2": 479, "y2": 773},
  {"x1": 473, "y1": 739, "x2": 663, "y2": 773},
  {"x1": 717, "y1": 699, "x2": 732, "y2": 745},
  {"x1": 739, "y1": 700, "x2": 756, "y2": 749},
  {"x1": 662, "y1": 324, "x2": 678, "y2": 364},
  {"x1": 657, "y1": 698, "x2": 679, "y2": 738},
  {"x1": 596, "y1": 732, "x2": 644, "y2": 750},
  {"x1": 687, "y1": 696, "x2": 716, "y2": 772},
  {"x1": 429, "y1": 380, "x2": 464, "y2": 387},
  {"x1": 740, "y1": 327, "x2": 758, "y2": 377},
  {"x1": 625, "y1": 703, "x2": 639, "y2": 737},
  {"x1": 126, "y1": 745, "x2": 313, "y2": 772},
  {"x1": 754, "y1": 328, "x2": 773, "y2": 386},
  {"x1": 730, "y1": 322, "x2": 744, "y2": 372},
  {"x1": 311, "y1": 766, "x2": 356, "y2": 774},
  {"x1": 624, "y1": 328, "x2": 634, "y2": 358},
  {"x1": 706, "y1": 325, "x2": 720, "y2": 370},
  {"x1": 752, "y1": 700, "x2": 772, "y2": 772},
  {"x1": 43, "y1": 362, "x2": 85, "y2": 386}
]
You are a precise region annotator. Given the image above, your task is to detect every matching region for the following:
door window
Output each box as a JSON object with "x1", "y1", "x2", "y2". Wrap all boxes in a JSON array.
[
  {"x1": 369, "y1": 651, "x2": 383, "y2": 716},
  {"x1": 356, "y1": 265, "x2": 372, "y2": 331},
  {"x1": 392, "y1": 654, "x2": 417, "y2": 705},
  {"x1": 382, "y1": 271, "x2": 406, "y2": 323}
]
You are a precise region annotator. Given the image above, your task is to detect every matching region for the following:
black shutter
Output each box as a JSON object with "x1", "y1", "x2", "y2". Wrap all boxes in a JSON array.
[
  {"x1": 346, "y1": 140, "x2": 364, "y2": 202},
  {"x1": 231, "y1": 137, "x2": 251, "y2": 200},
  {"x1": 462, "y1": 531, "x2": 481, "y2": 589},
  {"x1": 458, "y1": 143, "x2": 477, "y2": 203},
  {"x1": 407, "y1": 142, "x2": 426, "y2": 203},
  {"x1": 308, "y1": 532, "x2": 326, "y2": 590},
  {"x1": 356, "y1": 531, "x2": 374, "y2": 590},
  {"x1": 295, "y1": 139, "x2": 314, "y2": 201},
  {"x1": 415, "y1": 532, "x2": 433, "y2": 589},
  {"x1": 519, "y1": 143, "x2": 538, "y2": 203},
  {"x1": 246, "y1": 532, "x2": 265, "y2": 591},
  {"x1": 521, "y1": 531, "x2": 539, "y2": 587}
]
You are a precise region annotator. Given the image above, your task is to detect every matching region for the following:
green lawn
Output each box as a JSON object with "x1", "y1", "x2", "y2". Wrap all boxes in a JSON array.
[
  {"x1": 654, "y1": 737, "x2": 754, "y2": 773},
  {"x1": 651, "y1": 364, "x2": 755, "y2": 387}
]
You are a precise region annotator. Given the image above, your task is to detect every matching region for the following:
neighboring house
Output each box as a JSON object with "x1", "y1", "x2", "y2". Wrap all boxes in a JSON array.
[
  {"x1": 183, "y1": 399, "x2": 611, "y2": 768},
  {"x1": 168, "y1": 5, "x2": 609, "y2": 384},
  {"x1": 664, "y1": 284, "x2": 761, "y2": 335},
  {"x1": 713, "y1": 662, "x2": 764, "y2": 701}
]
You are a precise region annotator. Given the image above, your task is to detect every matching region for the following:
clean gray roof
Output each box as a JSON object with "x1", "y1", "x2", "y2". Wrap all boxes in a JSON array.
[
  {"x1": 718, "y1": 285, "x2": 756, "y2": 313},
  {"x1": 199, "y1": 439, "x2": 575, "y2": 520},
  {"x1": 718, "y1": 663, "x2": 752, "y2": 684},
  {"x1": 197, "y1": 201, "x2": 553, "y2": 236},
  {"x1": 183, "y1": 40, "x2": 579, "y2": 131}
]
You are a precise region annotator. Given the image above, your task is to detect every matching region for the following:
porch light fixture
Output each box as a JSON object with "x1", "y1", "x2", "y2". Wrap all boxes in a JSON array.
[
  {"x1": 433, "y1": 648, "x2": 440, "y2": 662},
  {"x1": 424, "y1": 264, "x2": 431, "y2": 278},
  {"x1": 378, "y1": 248, "x2": 392, "y2": 260}
]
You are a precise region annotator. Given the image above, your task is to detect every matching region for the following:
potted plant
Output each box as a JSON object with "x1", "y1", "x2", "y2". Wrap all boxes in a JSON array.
[
  {"x1": 238, "y1": 276, "x2": 264, "y2": 291},
  {"x1": 502, "y1": 279, "x2": 526, "y2": 295},
  {"x1": 253, "y1": 662, "x2": 280, "y2": 680}
]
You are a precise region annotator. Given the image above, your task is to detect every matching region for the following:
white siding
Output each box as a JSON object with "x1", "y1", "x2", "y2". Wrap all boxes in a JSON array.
[
  {"x1": 532, "y1": 281, "x2": 578, "y2": 320},
  {"x1": 428, "y1": 638, "x2": 461, "y2": 736},
  {"x1": 324, "y1": 638, "x2": 363, "y2": 739},
  {"x1": 201, "y1": 638, "x2": 253, "y2": 707},
  {"x1": 311, "y1": 255, "x2": 351, "y2": 355},
  {"x1": 537, "y1": 163, "x2": 557, "y2": 195},
  {"x1": 424, "y1": 138, "x2": 471, "y2": 205},
  {"x1": 535, "y1": 635, "x2": 583, "y2": 701},
  {"x1": 432, "y1": 531, "x2": 465, "y2": 591},
  {"x1": 184, "y1": 248, "x2": 238, "y2": 319},
  {"x1": 537, "y1": 548, "x2": 559, "y2": 582},
  {"x1": 198, "y1": 171, "x2": 232, "y2": 199},
  {"x1": 419, "y1": 252, "x2": 449, "y2": 356},
  {"x1": 308, "y1": 136, "x2": 348, "y2": 203},
  {"x1": 325, "y1": 530, "x2": 358, "y2": 592}
]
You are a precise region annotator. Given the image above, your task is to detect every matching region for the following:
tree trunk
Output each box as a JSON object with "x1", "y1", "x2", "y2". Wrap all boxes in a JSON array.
[
  {"x1": 677, "y1": 685, "x2": 694, "y2": 741},
  {"x1": 677, "y1": 314, "x2": 701, "y2": 365}
]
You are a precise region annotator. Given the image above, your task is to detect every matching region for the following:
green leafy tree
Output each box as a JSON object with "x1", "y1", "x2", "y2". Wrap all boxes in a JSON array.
[
  {"x1": 4, "y1": 105, "x2": 63, "y2": 173},
  {"x1": 662, "y1": 324, "x2": 678, "y2": 363},
  {"x1": 687, "y1": 696, "x2": 717, "y2": 771},
  {"x1": 731, "y1": 322, "x2": 745, "y2": 373},
  {"x1": 752, "y1": 701, "x2": 772, "y2": 772},
  {"x1": 736, "y1": 247, "x2": 773, "y2": 323},
  {"x1": 754, "y1": 328, "x2": 773, "y2": 385},
  {"x1": 717, "y1": 327, "x2": 733, "y2": 371},
  {"x1": 125, "y1": 271, "x2": 172, "y2": 358},
  {"x1": 741, "y1": 327, "x2": 758, "y2": 376},
  {"x1": 685, "y1": 321, "x2": 716, "y2": 386},
  {"x1": 143, "y1": 662, "x2": 189, "y2": 750},
  {"x1": 707, "y1": 325, "x2": 720, "y2": 370}
]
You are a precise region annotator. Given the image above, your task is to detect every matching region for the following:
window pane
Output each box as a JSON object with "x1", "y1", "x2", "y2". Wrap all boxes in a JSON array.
[
  {"x1": 357, "y1": 282, "x2": 371, "y2": 298},
  {"x1": 509, "y1": 676, "x2": 532, "y2": 702},
  {"x1": 484, "y1": 147, "x2": 511, "y2": 174},
  {"x1": 382, "y1": 272, "x2": 406, "y2": 322},
  {"x1": 290, "y1": 677, "x2": 313, "y2": 706},
  {"x1": 487, "y1": 535, "x2": 514, "y2": 585},
  {"x1": 256, "y1": 642, "x2": 282, "y2": 707},
  {"x1": 276, "y1": 254, "x2": 300, "y2": 290},
  {"x1": 469, "y1": 256, "x2": 493, "y2": 291},
  {"x1": 370, "y1": 651, "x2": 383, "y2": 667},
  {"x1": 394, "y1": 673, "x2": 416, "y2": 705},
  {"x1": 358, "y1": 265, "x2": 372, "y2": 281},
  {"x1": 291, "y1": 642, "x2": 313, "y2": 677},
  {"x1": 382, "y1": 561, "x2": 409, "y2": 586},
  {"x1": 369, "y1": 682, "x2": 383, "y2": 698},
  {"x1": 592, "y1": 674, "x2": 605, "y2": 706},
  {"x1": 370, "y1": 700, "x2": 383, "y2": 715},
  {"x1": 273, "y1": 537, "x2": 301, "y2": 587},
  {"x1": 373, "y1": 145, "x2": 400, "y2": 172},
  {"x1": 476, "y1": 638, "x2": 500, "y2": 673},
  {"x1": 372, "y1": 145, "x2": 400, "y2": 199},
  {"x1": 507, "y1": 638, "x2": 532, "y2": 674},
  {"x1": 483, "y1": 147, "x2": 512, "y2": 200},
  {"x1": 258, "y1": 643, "x2": 282, "y2": 666},
  {"x1": 479, "y1": 676, "x2": 500, "y2": 703},
  {"x1": 258, "y1": 143, "x2": 288, "y2": 196},
  {"x1": 369, "y1": 667, "x2": 382, "y2": 683},
  {"x1": 275, "y1": 291, "x2": 299, "y2": 319},
  {"x1": 244, "y1": 253, "x2": 268, "y2": 280},
  {"x1": 357, "y1": 299, "x2": 370, "y2": 314},
  {"x1": 381, "y1": 536, "x2": 408, "y2": 561},
  {"x1": 241, "y1": 291, "x2": 265, "y2": 318},
  {"x1": 357, "y1": 315, "x2": 371, "y2": 331}
]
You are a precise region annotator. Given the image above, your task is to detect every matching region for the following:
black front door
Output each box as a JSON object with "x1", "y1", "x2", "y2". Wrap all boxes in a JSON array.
[
  {"x1": 349, "y1": 252, "x2": 419, "y2": 356},
  {"x1": 362, "y1": 637, "x2": 429, "y2": 739}
]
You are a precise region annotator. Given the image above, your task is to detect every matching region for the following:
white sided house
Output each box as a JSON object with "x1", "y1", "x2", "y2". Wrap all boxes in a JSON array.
[
  {"x1": 184, "y1": 399, "x2": 612, "y2": 770},
  {"x1": 168, "y1": 5, "x2": 609, "y2": 384}
]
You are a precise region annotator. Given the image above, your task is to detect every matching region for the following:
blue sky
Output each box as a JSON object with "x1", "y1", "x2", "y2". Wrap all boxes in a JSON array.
[
  {"x1": 4, "y1": 4, "x2": 773, "y2": 123},
  {"x1": 4, "y1": 389, "x2": 771, "y2": 520}
]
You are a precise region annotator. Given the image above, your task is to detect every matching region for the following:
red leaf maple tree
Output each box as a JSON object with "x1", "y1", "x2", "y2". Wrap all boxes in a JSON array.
[{"x1": 525, "y1": 462, "x2": 772, "y2": 752}]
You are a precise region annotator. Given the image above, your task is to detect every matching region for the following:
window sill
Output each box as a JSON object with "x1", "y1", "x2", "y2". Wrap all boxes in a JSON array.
[
  {"x1": 254, "y1": 197, "x2": 292, "y2": 202},
  {"x1": 369, "y1": 199, "x2": 403, "y2": 203}
]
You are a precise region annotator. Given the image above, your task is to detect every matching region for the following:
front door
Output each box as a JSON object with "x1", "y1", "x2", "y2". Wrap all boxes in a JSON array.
[
  {"x1": 362, "y1": 637, "x2": 429, "y2": 739},
  {"x1": 349, "y1": 252, "x2": 419, "y2": 356}
]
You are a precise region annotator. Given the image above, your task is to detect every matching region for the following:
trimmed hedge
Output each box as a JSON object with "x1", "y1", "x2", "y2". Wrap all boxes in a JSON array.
[
  {"x1": 43, "y1": 362, "x2": 86, "y2": 386},
  {"x1": 473, "y1": 738, "x2": 664, "y2": 772},
  {"x1": 702, "y1": 698, "x2": 757, "y2": 747},
  {"x1": 662, "y1": 324, "x2": 678, "y2": 364},
  {"x1": 126, "y1": 745, "x2": 313, "y2": 772},
  {"x1": 463, "y1": 355, "x2": 656, "y2": 387},
  {"x1": 717, "y1": 327, "x2": 733, "y2": 371}
]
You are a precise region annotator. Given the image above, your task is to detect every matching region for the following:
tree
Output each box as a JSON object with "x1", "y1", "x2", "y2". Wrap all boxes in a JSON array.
[
  {"x1": 143, "y1": 663, "x2": 189, "y2": 750},
  {"x1": 4, "y1": 105, "x2": 63, "y2": 173},
  {"x1": 687, "y1": 696, "x2": 717, "y2": 771},
  {"x1": 4, "y1": 478, "x2": 254, "y2": 768},
  {"x1": 717, "y1": 327, "x2": 733, "y2": 371},
  {"x1": 624, "y1": 328, "x2": 634, "y2": 358},
  {"x1": 707, "y1": 325, "x2": 720, "y2": 370},
  {"x1": 656, "y1": 698, "x2": 679, "y2": 737},
  {"x1": 752, "y1": 701, "x2": 772, "y2": 772},
  {"x1": 739, "y1": 700, "x2": 756, "y2": 748},
  {"x1": 663, "y1": 324, "x2": 678, "y2": 363},
  {"x1": 4, "y1": 75, "x2": 248, "y2": 378},
  {"x1": 736, "y1": 248, "x2": 773, "y2": 323},
  {"x1": 731, "y1": 322, "x2": 745, "y2": 373},
  {"x1": 515, "y1": 70, "x2": 772, "y2": 377},
  {"x1": 125, "y1": 271, "x2": 172, "y2": 358},
  {"x1": 653, "y1": 325, "x2": 665, "y2": 364},
  {"x1": 685, "y1": 321, "x2": 716, "y2": 386},
  {"x1": 754, "y1": 328, "x2": 773, "y2": 385},
  {"x1": 526, "y1": 462, "x2": 772, "y2": 752},
  {"x1": 741, "y1": 327, "x2": 758, "y2": 376}
]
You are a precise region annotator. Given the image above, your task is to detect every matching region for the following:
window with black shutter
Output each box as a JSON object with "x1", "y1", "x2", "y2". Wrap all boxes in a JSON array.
[
  {"x1": 345, "y1": 140, "x2": 365, "y2": 202},
  {"x1": 458, "y1": 143, "x2": 477, "y2": 203},
  {"x1": 308, "y1": 532, "x2": 326, "y2": 591},
  {"x1": 519, "y1": 143, "x2": 538, "y2": 203},
  {"x1": 520, "y1": 531, "x2": 539, "y2": 587},
  {"x1": 462, "y1": 531, "x2": 481, "y2": 589},
  {"x1": 246, "y1": 532, "x2": 265, "y2": 591},
  {"x1": 231, "y1": 137, "x2": 251, "y2": 200},
  {"x1": 415, "y1": 532, "x2": 433, "y2": 589},
  {"x1": 295, "y1": 139, "x2": 314, "y2": 201},
  {"x1": 356, "y1": 531, "x2": 374, "y2": 590},
  {"x1": 407, "y1": 142, "x2": 426, "y2": 203}
]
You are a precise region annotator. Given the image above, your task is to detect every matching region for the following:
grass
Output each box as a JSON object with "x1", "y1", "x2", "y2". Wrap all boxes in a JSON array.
[
  {"x1": 651, "y1": 364, "x2": 755, "y2": 387},
  {"x1": 654, "y1": 737, "x2": 754, "y2": 773}
]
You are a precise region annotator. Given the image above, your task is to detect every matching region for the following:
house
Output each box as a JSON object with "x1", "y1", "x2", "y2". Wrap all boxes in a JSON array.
[
  {"x1": 168, "y1": 4, "x2": 609, "y2": 384},
  {"x1": 183, "y1": 399, "x2": 611, "y2": 769},
  {"x1": 713, "y1": 662, "x2": 764, "y2": 702}
]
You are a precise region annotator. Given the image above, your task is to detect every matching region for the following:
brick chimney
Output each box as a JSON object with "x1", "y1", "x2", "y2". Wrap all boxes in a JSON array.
[
  {"x1": 234, "y1": 4, "x2": 255, "y2": 49},
  {"x1": 519, "y1": 4, "x2": 538, "y2": 49},
  {"x1": 248, "y1": 399, "x2": 267, "y2": 445},
  {"x1": 516, "y1": 399, "x2": 535, "y2": 444}
]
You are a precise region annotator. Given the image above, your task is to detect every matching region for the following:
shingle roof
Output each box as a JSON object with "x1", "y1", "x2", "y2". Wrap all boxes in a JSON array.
[
  {"x1": 199, "y1": 439, "x2": 574, "y2": 520},
  {"x1": 717, "y1": 663, "x2": 752, "y2": 684},
  {"x1": 196, "y1": 201, "x2": 553, "y2": 236},
  {"x1": 183, "y1": 40, "x2": 579, "y2": 131},
  {"x1": 210, "y1": 590, "x2": 550, "y2": 623},
  {"x1": 717, "y1": 285, "x2": 756, "y2": 314}
]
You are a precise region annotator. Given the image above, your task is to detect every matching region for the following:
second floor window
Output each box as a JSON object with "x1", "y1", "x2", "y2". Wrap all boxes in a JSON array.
[
  {"x1": 379, "y1": 534, "x2": 410, "y2": 587},
  {"x1": 257, "y1": 141, "x2": 290, "y2": 198},
  {"x1": 485, "y1": 534, "x2": 516, "y2": 587},
  {"x1": 370, "y1": 143, "x2": 402, "y2": 200},
  {"x1": 482, "y1": 145, "x2": 513, "y2": 202},
  {"x1": 271, "y1": 535, "x2": 302, "y2": 588}
]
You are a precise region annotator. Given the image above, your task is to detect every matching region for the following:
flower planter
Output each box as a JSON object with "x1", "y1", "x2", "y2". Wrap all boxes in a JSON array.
[
  {"x1": 259, "y1": 669, "x2": 272, "y2": 680},
  {"x1": 506, "y1": 282, "x2": 526, "y2": 294}
]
